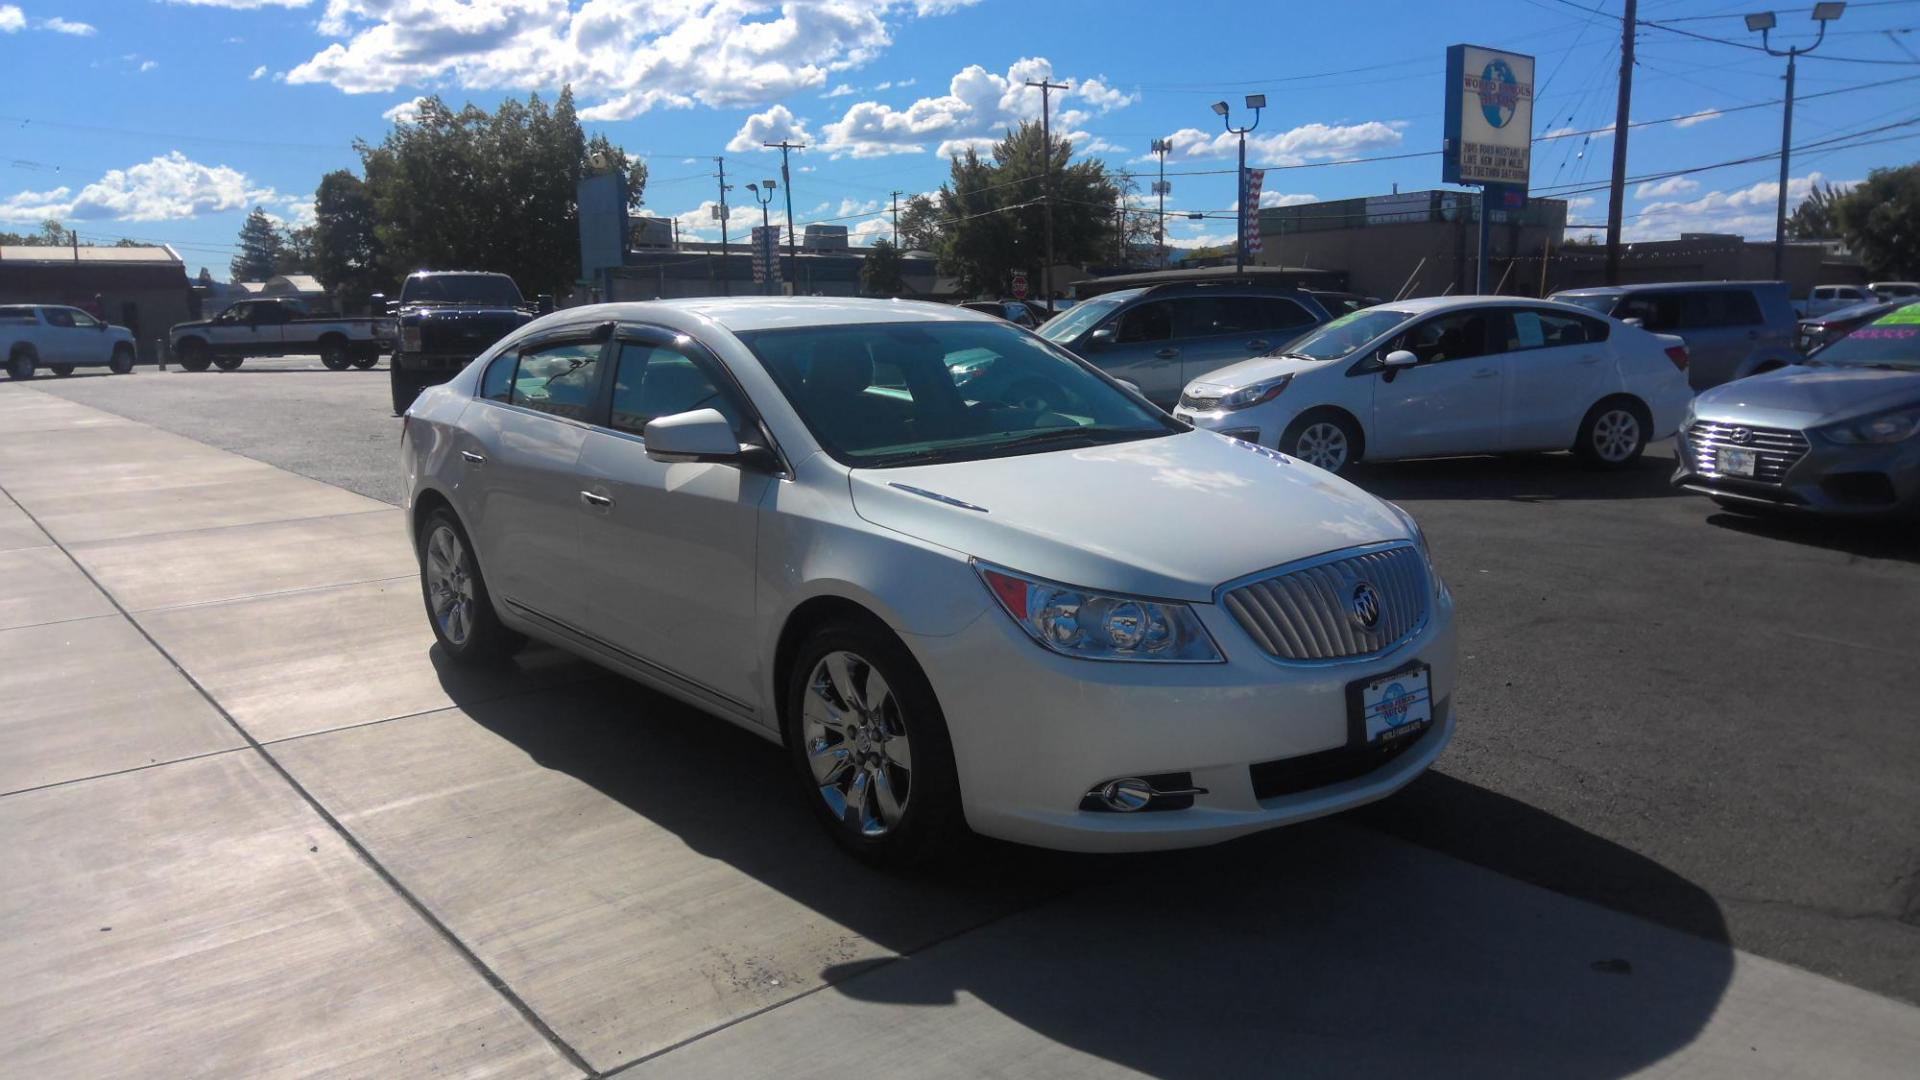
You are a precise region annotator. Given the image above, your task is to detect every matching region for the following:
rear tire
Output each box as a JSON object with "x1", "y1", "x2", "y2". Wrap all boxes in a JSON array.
[
  {"x1": 1576, "y1": 398, "x2": 1649, "y2": 467},
  {"x1": 417, "y1": 507, "x2": 523, "y2": 665},
  {"x1": 6, "y1": 352, "x2": 34, "y2": 380},
  {"x1": 785, "y1": 618, "x2": 967, "y2": 868},
  {"x1": 177, "y1": 340, "x2": 211, "y2": 372},
  {"x1": 1280, "y1": 410, "x2": 1362, "y2": 475},
  {"x1": 212, "y1": 356, "x2": 244, "y2": 372},
  {"x1": 50, "y1": 364, "x2": 74, "y2": 377},
  {"x1": 350, "y1": 351, "x2": 379, "y2": 370},
  {"x1": 109, "y1": 345, "x2": 135, "y2": 374},
  {"x1": 319, "y1": 338, "x2": 351, "y2": 371}
]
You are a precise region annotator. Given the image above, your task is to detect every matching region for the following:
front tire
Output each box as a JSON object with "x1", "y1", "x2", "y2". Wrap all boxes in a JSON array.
[
  {"x1": 350, "y1": 351, "x2": 379, "y2": 370},
  {"x1": 109, "y1": 345, "x2": 135, "y2": 374},
  {"x1": 212, "y1": 356, "x2": 244, "y2": 372},
  {"x1": 319, "y1": 339, "x2": 351, "y2": 371},
  {"x1": 176, "y1": 340, "x2": 211, "y2": 372},
  {"x1": 786, "y1": 619, "x2": 966, "y2": 867},
  {"x1": 50, "y1": 364, "x2": 74, "y2": 377},
  {"x1": 417, "y1": 508, "x2": 523, "y2": 665},
  {"x1": 1576, "y1": 399, "x2": 1649, "y2": 467},
  {"x1": 1280, "y1": 411, "x2": 1362, "y2": 474},
  {"x1": 391, "y1": 367, "x2": 425, "y2": 415},
  {"x1": 6, "y1": 352, "x2": 35, "y2": 380}
]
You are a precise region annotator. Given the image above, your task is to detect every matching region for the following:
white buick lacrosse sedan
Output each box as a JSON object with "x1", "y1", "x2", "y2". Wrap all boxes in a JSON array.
[{"x1": 400, "y1": 298, "x2": 1456, "y2": 864}]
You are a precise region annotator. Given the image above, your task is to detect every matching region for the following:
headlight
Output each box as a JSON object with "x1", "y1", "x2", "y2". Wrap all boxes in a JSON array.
[
  {"x1": 976, "y1": 564, "x2": 1223, "y2": 663},
  {"x1": 1385, "y1": 501, "x2": 1449, "y2": 602},
  {"x1": 1217, "y1": 375, "x2": 1291, "y2": 411},
  {"x1": 400, "y1": 326, "x2": 423, "y2": 352},
  {"x1": 1818, "y1": 406, "x2": 1920, "y2": 444}
]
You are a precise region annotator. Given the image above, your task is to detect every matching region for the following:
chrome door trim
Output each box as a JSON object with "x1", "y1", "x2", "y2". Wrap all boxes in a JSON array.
[{"x1": 501, "y1": 596, "x2": 756, "y2": 718}]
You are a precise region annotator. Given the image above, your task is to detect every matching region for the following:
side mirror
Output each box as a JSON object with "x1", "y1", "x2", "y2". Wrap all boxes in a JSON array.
[
  {"x1": 1115, "y1": 378, "x2": 1143, "y2": 395},
  {"x1": 537, "y1": 294, "x2": 555, "y2": 315},
  {"x1": 1087, "y1": 326, "x2": 1115, "y2": 349},
  {"x1": 643, "y1": 408, "x2": 765, "y2": 467},
  {"x1": 97, "y1": 321, "x2": 107, "y2": 331},
  {"x1": 1383, "y1": 349, "x2": 1418, "y2": 368}
]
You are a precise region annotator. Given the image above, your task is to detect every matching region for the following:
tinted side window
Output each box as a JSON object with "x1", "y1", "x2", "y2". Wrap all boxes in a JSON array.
[
  {"x1": 1116, "y1": 301, "x2": 1174, "y2": 343},
  {"x1": 1176, "y1": 297, "x2": 1263, "y2": 337},
  {"x1": 1255, "y1": 297, "x2": 1318, "y2": 330},
  {"x1": 1394, "y1": 311, "x2": 1495, "y2": 363},
  {"x1": 1616, "y1": 293, "x2": 1683, "y2": 331},
  {"x1": 43, "y1": 308, "x2": 76, "y2": 329},
  {"x1": 254, "y1": 303, "x2": 290, "y2": 325},
  {"x1": 608, "y1": 342, "x2": 746, "y2": 437},
  {"x1": 510, "y1": 341, "x2": 603, "y2": 420},
  {"x1": 480, "y1": 352, "x2": 515, "y2": 402}
]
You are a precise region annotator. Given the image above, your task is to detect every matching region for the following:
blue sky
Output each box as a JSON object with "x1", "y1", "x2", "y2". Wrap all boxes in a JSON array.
[{"x1": 3, "y1": 0, "x2": 1917, "y2": 280}]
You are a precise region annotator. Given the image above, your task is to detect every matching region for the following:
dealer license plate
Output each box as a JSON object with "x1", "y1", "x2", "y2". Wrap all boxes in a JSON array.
[
  {"x1": 1715, "y1": 447, "x2": 1758, "y2": 478},
  {"x1": 1359, "y1": 665, "x2": 1433, "y2": 746}
]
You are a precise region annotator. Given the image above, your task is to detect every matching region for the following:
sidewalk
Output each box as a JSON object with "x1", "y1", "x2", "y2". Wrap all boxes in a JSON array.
[{"x1": 2, "y1": 383, "x2": 1915, "y2": 1078}]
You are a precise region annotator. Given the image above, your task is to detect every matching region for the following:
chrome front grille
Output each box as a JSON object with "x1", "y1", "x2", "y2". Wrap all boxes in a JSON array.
[
  {"x1": 1178, "y1": 391, "x2": 1222, "y2": 412},
  {"x1": 1221, "y1": 545, "x2": 1430, "y2": 662},
  {"x1": 1688, "y1": 421, "x2": 1810, "y2": 485}
]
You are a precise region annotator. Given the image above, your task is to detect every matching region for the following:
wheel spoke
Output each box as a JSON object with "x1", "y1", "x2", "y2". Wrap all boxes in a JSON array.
[
  {"x1": 824, "y1": 652, "x2": 861, "y2": 711},
  {"x1": 861, "y1": 666, "x2": 891, "y2": 719},
  {"x1": 803, "y1": 680, "x2": 850, "y2": 735},
  {"x1": 808, "y1": 739, "x2": 854, "y2": 786},
  {"x1": 843, "y1": 769, "x2": 874, "y2": 832},
  {"x1": 872, "y1": 767, "x2": 905, "y2": 826},
  {"x1": 882, "y1": 737, "x2": 913, "y2": 771}
]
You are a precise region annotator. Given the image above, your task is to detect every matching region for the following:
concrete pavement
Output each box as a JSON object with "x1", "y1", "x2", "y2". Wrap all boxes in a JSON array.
[{"x1": 2, "y1": 382, "x2": 1916, "y2": 1077}]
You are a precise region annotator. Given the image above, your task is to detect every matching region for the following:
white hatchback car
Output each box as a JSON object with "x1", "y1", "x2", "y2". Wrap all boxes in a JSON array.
[
  {"x1": 401, "y1": 298, "x2": 1456, "y2": 864},
  {"x1": 1172, "y1": 296, "x2": 1694, "y2": 474}
]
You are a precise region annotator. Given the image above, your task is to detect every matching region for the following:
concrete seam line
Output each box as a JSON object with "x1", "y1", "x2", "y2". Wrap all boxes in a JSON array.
[
  {"x1": 120, "y1": 574, "x2": 419, "y2": 616},
  {"x1": 0, "y1": 743, "x2": 253, "y2": 800},
  {"x1": 257, "y1": 676, "x2": 619, "y2": 749},
  {"x1": 0, "y1": 476, "x2": 601, "y2": 1080},
  {"x1": 64, "y1": 503, "x2": 398, "y2": 548}
]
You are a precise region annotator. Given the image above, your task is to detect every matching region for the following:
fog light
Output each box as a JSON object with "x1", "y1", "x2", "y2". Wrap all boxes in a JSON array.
[{"x1": 1097, "y1": 778, "x2": 1155, "y2": 812}]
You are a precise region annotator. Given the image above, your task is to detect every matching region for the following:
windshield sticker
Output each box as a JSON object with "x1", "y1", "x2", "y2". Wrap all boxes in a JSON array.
[
  {"x1": 1323, "y1": 309, "x2": 1372, "y2": 329},
  {"x1": 1873, "y1": 305, "x2": 1920, "y2": 325},
  {"x1": 1511, "y1": 311, "x2": 1545, "y2": 348},
  {"x1": 1846, "y1": 327, "x2": 1919, "y2": 340}
]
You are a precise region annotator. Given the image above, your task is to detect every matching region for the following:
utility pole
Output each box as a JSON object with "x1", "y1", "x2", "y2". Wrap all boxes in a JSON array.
[
  {"x1": 890, "y1": 190, "x2": 903, "y2": 248},
  {"x1": 1604, "y1": 0, "x2": 1636, "y2": 286},
  {"x1": 714, "y1": 156, "x2": 732, "y2": 297},
  {"x1": 1025, "y1": 77, "x2": 1070, "y2": 312},
  {"x1": 1150, "y1": 138, "x2": 1172, "y2": 266},
  {"x1": 764, "y1": 139, "x2": 805, "y2": 290}
]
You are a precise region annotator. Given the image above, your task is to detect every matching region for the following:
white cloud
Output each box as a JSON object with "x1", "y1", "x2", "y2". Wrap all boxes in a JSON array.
[
  {"x1": 382, "y1": 96, "x2": 429, "y2": 124},
  {"x1": 163, "y1": 0, "x2": 311, "y2": 7},
  {"x1": 1634, "y1": 176, "x2": 1699, "y2": 200},
  {"x1": 2, "y1": 7, "x2": 99, "y2": 35},
  {"x1": 250, "y1": 65, "x2": 269, "y2": 80},
  {"x1": 0, "y1": 151, "x2": 279, "y2": 223},
  {"x1": 280, "y1": 1, "x2": 973, "y2": 122},
  {"x1": 1626, "y1": 171, "x2": 1854, "y2": 242},
  {"x1": 727, "y1": 104, "x2": 813, "y2": 152},
  {"x1": 821, "y1": 83, "x2": 856, "y2": 98},
  {"x1": 820, "y1": 57, "x2": 1137, "y2": 158},
  {"x1": 41, "y1": 16, "x2": 95, "y2": 35},
  {"x1": 0, "y1": 6, "x2": 24, "y2": 33},
  {"x1": 1672, "y1": 109, "x2": 1722, "y2": 129},
  {"x1": 1259, "y1": 190, "x2": 1315, "y2": 209},
  {"x1": 139, "y1": 59, "x2": 159, "y2": 72},
  {"x1": 1150, "y1": 121, "x2": 1405, "y2": 167},
  {"x1": 1543, "y1": 122, "x2": 1612, "y2": 142}
]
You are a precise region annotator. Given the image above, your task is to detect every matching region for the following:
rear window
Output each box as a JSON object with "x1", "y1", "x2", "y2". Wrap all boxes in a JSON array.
[
  {"x1": 0, "y1": 306, "x2": 35, "y2": 322},
  {"x1": 1810, "y1": 303, "x2": 1920, "y2": 369},
  {"x1": 1551, "y1": 293, "x2": 1620, "y2": 317}
]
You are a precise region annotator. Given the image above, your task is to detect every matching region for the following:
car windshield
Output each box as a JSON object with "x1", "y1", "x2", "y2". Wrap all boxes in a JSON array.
[
  {"x1": 1552, "y1": 293, "x2": 1620, "y2": 316},
  {"x1": 1036, "y1": 296, "x2": 1122, "y2": 343},
  {"x1": 1807, "y1": 304, "x2": 1920, "y2": 369},
  {"x1": 1276, "y1": 308, "x2": 1412, "y2": 361},
  {"x1": 401, "y1": 274, "x2": 523, "y2": 306},
  {"x1": 738, "y1": 320, "x2": 1174, "y2": 468}
]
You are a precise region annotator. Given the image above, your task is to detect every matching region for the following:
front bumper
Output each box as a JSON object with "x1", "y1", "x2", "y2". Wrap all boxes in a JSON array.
[
  {"x1": 1172, "y1": 403, "x2": 1279, "y2": 448},
  {"x1": 905, "y1": 589, "x2": 1457, "y2": 853},
  {"x1": 1672, "y1": 419, "x2": 1920, "y2": 518}
]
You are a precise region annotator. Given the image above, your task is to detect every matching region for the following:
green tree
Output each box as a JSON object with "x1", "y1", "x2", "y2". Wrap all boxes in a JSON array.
[
  {"x1": 1834, "y1": 163, "x2": 1919, "y2": 279},
  {"x1": 934, "y1": 121, "x2": 1121, "y2": 296},
  {"x1": 310, "y1": 169, "x2": 386, "y2": 299},
  {"x1": 353, "y1": 88, "x2": 648, "y2": 297},
  {"x1": 230, "y1": 208, "x2": 282, "y2": 281},
  {"x1": 859, "y1": 238, "x2": 906, "y2": 295},
  {"x1": 274, "y1": 225, "x2": 317, "y2": 275},
  {"x1": 896, "y1": 193, "x2": 941, "y2": 251},
  {"x1": 1786, "y1": 179, "x2": 1847, "y2": 240}
]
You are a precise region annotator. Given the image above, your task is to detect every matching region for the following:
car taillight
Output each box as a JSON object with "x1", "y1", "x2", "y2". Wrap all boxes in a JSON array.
[{"x1": 1664, "y1": 345, "x2": 1689, "y2": 371}]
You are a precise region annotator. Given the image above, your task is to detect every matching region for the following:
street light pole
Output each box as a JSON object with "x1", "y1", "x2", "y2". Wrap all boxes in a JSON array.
[
  {"x1": 714, "y1": 157, "x2": 731, "y2": 297},
  {"x1": 1750, "y1": 4, "x2": 1845, "y2": 280},
  {"x1": 1213, "y1": 95, "x2": 1265, "y2": 275},
  {"x1": 763, "y1": 139, "x2": 805, "y2": 288},
  {"x1": 1150, "y1": 138, "x2": 1172, "y2": 266},
  {"x1": 748, "y1": 181, "x2": 776, "y2": 296}
]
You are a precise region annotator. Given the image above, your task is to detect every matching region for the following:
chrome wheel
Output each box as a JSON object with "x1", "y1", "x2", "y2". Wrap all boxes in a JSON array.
[
  {"x1": 1294, "y1": 421, "x2": 1350, "y2": 471},
  {"x1": 424, "y1": 524, "x2": 476, "y2": 647},
  {"x1": 1591, "y1": 408, "x2": 1641, "y2": 463},
  {"x1": 802, "y1": 650, "x2": 912, "y2": 838}
]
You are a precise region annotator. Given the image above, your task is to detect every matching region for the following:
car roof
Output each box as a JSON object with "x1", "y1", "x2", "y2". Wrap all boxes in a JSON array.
[
  {"x1": 1553, "y1": 281, "x2": 1784, "y2": 296},
  {"x1": 1367, "y1": 295, "x2": 1599, "y2": 316},
  {"x1": 544, "y1": 296, "x2": 1000, "y2": 336}
]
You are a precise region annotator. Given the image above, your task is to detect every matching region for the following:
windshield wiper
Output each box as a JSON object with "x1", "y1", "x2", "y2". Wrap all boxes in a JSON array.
[{"x1": 988, "y1": 426, "x2": 1158, "y2": 452}]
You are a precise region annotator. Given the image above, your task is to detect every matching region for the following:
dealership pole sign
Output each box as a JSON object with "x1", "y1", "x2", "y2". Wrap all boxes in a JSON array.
[{"x1": 1443, "y1": 44, "x2": 1534, "y2": 189}]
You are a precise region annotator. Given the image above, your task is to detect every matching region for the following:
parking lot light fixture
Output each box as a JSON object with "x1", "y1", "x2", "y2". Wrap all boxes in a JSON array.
[
  {"x1": 1745, "y1": 11, "x2": 1776, "y2": 31},
  {"x1": 1213, "y1": 95, "x2": 1264, "y2": 275},
  {"x1": 1812, "y1": 2, "x2": 1845, "y2": 20},
  {"x1": 1245, "y1": 94, "x2": 1266, "y2": 110},
  {"x1": 1211, "y1": 100, "x2": 1230, "y2": 117},
  {"x1": 1750, "y1": 2, "x2": 1842, "y2": 278}
]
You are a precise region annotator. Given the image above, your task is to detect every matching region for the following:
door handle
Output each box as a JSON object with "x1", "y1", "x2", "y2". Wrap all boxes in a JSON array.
[
  {"x1": 1472, "y1": 368, "x2": 1499, "y2": 379},
  {"x1": 579, "y1": 491, "x2": 613, "y2": 508},
  {"x1": 1246, "y1": 339, "x2": 1271, "y2": 351},
  {"x1": 1154, "y1": 347, "x2": 1180, "y2": 360},
  {"x1": 460, "y1": 450, "x2": 486, "y2": 465}
]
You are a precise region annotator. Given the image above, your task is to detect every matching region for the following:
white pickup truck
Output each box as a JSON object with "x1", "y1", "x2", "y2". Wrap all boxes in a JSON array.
[
  {"x1": 169, "y1": 297, "x2": 392, "y2": 372},
  {"x1": 3, "y1": 304, "x2": 139, "y2": 379}
]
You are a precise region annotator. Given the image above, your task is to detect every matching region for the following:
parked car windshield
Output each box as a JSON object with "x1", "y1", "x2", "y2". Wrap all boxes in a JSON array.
[
  {"x1": 401, "y1": 274, "x2": 523, "y2": 306},
  {"x1": 739, "y1": 320, "x2": 1174, "y2": 468},
  {"x1": 1277, "y1": 307, "x2": 1412, "y2": 361},
  {"x1": 1035, "y1": 296, "x2": 1122, "y2": 343},
  {"x1": 1807, "y1": 304, "x2": 1920, "y2": 369},
  {"x1": 1552, "y1": 292, "x2": 1620, "y2": 316}
]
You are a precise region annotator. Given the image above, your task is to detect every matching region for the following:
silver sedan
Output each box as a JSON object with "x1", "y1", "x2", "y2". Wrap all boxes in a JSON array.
[{"x1": 400, "y1": 298, "x2": 1456, "y2": 864}]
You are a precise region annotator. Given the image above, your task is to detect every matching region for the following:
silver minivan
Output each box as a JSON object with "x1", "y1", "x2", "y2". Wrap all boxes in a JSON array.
[
  {"x1": 1036, "y1": 283, "x2": 1330, "y2": 409},
  {"x1": 1551, "y1": 281, "x2": 1799, "y2": 390}
]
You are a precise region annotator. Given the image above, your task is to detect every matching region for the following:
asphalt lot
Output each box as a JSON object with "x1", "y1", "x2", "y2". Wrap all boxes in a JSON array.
[{"x1": 27, "y1": 353, "x2": 1920, "y2": 1006}]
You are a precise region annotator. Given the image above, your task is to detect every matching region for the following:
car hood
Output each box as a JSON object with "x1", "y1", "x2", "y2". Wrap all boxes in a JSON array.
[
  {"x1": 846, "y1": 430, "x2": 1412, "y2": 603},
  {"x1": 1695, "y1": 365, "x2": 1920, "y2": 427},
  {"x1": 170, "y1": 320, "x2": 211, "y2": 333},
  {"x1": 1183, "y1": 354, "x2": 1341, "y2": 395}
]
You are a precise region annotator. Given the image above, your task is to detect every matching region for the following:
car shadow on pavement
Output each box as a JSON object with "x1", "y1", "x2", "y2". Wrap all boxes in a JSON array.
[
  {"x1": 1705, "y1": 510, "x2": 1919, "y2": 564},
  {"x1": 453, "y1": 677, "x2": 1733, "y2": 1078},
  {"x1": 1346, "y1": 450, "x2": 1683, "y2": 504}
]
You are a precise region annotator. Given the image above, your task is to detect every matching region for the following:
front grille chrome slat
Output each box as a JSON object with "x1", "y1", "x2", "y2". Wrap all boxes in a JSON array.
[
  {"x1": 1687, "y1": 421, "x2": 1809, "y2": 486},
  {"x1": 1179, "y1": 392, "x2": 1223, "y2": 412},
  {"x1": 1222, "y1": 544, "x2": 1430, "y2": 663}
]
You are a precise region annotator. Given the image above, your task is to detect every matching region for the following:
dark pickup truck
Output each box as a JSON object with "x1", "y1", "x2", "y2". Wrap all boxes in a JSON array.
[{"x1": 390, "y1": 270, "x2": 543, "y2": 414}]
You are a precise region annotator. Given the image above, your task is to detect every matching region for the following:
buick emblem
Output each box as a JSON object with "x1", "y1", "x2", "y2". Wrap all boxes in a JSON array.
[
  {"x1": 1350, "y1": 582, "x2": 1382, "y2": 631},
  {"x1": 1729, "y1": 426, "x2": 1753, "y2": 444}
]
